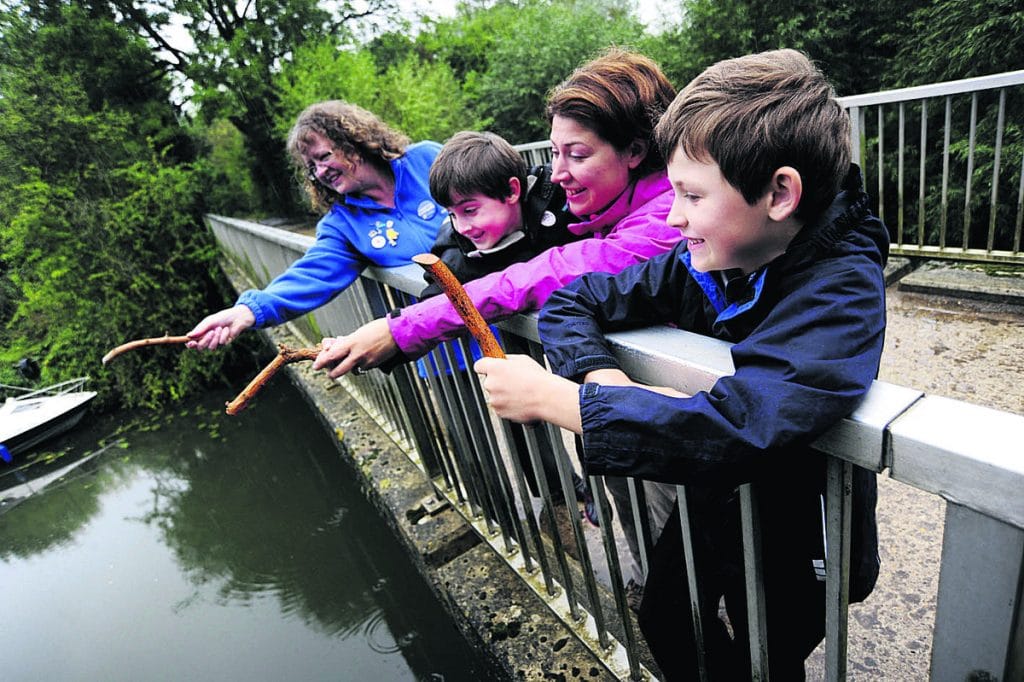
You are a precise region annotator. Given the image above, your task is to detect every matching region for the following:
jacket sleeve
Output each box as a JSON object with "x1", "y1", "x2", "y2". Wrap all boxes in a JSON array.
[
  {"x1": 236, "y1": 230, "x2": 364, "y2": 328},
  {"x1": 572, "y1": 256, "x2": 887, "y2": 486},
  {"x1": 386, "y1": 191, "x2": 680, "y2": 357},
  {"x1": 539, "y1": 244, "x2": 691, "y2": 380}
]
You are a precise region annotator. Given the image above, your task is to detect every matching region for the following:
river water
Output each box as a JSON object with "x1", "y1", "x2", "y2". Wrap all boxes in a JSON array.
[{"x1": 0, "y1": 378, "x2": 489, "y2": 681}]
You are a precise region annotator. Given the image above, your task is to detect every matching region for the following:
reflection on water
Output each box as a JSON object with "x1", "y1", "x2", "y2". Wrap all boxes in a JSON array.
[{"x1": 0, "y1": 379, "x2": 489, "y2": 681}]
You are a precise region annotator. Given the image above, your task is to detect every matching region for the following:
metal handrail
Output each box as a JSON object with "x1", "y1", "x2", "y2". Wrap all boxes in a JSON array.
[{"x1": 206, "y1": 213, "x2": 1024, "y2": 680}]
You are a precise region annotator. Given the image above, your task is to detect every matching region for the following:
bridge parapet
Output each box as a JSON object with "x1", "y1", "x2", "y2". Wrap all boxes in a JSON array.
[{"x1": 206, "y1": 212, "x2": 1024, "y2": 680}]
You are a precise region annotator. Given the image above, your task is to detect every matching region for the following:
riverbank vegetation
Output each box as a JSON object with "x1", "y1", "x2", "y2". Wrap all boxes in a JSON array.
[{"x1": 1, "y1": 0, "x2": 1020, "y2": 409}]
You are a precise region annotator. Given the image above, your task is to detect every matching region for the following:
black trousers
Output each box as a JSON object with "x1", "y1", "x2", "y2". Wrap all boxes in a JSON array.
[{"x1": 637, "y1": 492, "x2": 827, "y2": 681}]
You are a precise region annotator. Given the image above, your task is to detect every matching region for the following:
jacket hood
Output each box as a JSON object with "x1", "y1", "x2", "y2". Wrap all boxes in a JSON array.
[{"x1": 785, "y1": 164, "x2": 889, "y2": 272}]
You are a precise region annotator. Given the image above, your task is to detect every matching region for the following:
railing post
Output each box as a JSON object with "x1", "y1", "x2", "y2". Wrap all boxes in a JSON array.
[{"x1": 930, "y1": 502, "x2": 1024, "y2": 681}]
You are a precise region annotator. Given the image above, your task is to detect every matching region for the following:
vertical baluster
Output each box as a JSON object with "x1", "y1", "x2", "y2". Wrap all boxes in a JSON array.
[
  {"x1": 824, "y1": 457, "x2": 852, "y2": 681},
  {"x1": 940, "y1": 96, "x2": 952, "y2": 249},
  {"x1": 740, "y1": 484, "x2": 770, "y2": 681},
  {"x1": 919, "y1": 99, "x2": 928, "y2": 248},
  {"x1": 877, "y1": 105, "x2": 885, "y2": 225},
  {"x1": 963, "y1": 92, "x2": 978, "y2": 250},
  {"x1": 898, "y1": 102, "x2": 905, "y2": 246},
  {"x1": 1015, "y1": 151, "x2": 1024, "y2": 254},
  {"x1": 988, "y1": 89, "x2": 1006, "y2": 253},
  {"x1": 676, "y1": 485, "x2": 710, "y2": 682}
]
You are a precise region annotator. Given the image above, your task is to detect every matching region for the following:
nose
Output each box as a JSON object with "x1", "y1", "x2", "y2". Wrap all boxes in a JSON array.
[
  {"x1": 311, "y1": 159, "x2": 332, "y2": 179},
  {"x1": 451, "y1": 215, "x2": 471, "y2": 235},
  {"x1": 550, "y1": 153, "x2": 570, "y2": 184},
  {"x1": 666, "y1": 196, "x2": 687, "y2": 229}
]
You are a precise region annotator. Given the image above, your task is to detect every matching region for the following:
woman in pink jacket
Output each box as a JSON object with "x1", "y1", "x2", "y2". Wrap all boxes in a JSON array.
[
  {"x1": 313, "y1": 48, "x2": 684, "y2": 599},
  {"x1": 312, "y1": 47, "x2": 682, "y2": 375}
]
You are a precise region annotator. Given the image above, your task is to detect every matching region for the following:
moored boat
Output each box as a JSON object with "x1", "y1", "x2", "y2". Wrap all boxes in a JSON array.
[{"x1": 0, "y1": 378, "x2": 97, "y2": 462}]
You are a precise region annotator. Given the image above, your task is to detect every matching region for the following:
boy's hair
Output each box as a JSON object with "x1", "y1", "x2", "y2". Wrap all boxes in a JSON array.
[
  {"x1": 429, "y1": 131, "x2": 527, "y2": 208},
  {"x1": 655, "y1": 49, "x2": 851, "y2": 222},
  {"x1": 546, "y1": 47, "x2": 677, "y2": 176},
  {"x1": 287, "y1": 100, "x2": 410, "y2": 212}
]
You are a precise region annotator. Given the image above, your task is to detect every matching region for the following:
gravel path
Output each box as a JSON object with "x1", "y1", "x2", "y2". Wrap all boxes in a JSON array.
[{"x1": 807, "y1": 286, "x2": 1024, "y2": 680}]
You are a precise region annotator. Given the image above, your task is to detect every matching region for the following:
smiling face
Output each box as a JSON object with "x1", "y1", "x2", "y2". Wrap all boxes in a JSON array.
[
  {"x1": 447, "y1": 180, "x2": 524, "y2": 251},
  {"x1": 302, "y1": 130, "x2": 383, "y2": 199},
  {"x1": 548, "y1": 115, "x2": 645, "y2": 218},
  {"x1": 666, "y1": 149, "x2": 798, "y2": 275}
]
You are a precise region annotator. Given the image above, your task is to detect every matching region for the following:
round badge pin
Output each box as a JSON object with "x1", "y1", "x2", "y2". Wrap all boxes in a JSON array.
[
  {"x1": 541, "y1": 210, "x2": 557, "y2": 227},
  {"x1": 417, "y1": 200, "x2": 437, "y2": 220}
]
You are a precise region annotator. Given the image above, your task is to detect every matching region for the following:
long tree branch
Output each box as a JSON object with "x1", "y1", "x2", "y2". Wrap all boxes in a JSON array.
[
  {"x1": 225, "y1": 343, "x2": 321, "y2": 415},
  {"x1": 102, "y1": 334, "x2": 191, "y2": 364}
]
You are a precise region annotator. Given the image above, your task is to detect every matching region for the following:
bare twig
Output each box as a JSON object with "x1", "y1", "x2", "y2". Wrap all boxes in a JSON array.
[
  {"x1": 413, "y1": 253, "x2": 505, "y2": 359},
  {"x1": 101, "y1": 334, "x2": 191, "y2": 365},
  {"x1": 225, "y1": 343, "x2": 321, "y2": 415}
]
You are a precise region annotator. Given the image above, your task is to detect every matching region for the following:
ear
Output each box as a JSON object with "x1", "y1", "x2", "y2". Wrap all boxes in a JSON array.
[
  {"x1": 625, "y1": 139, "x2": 649, "y2": 170},
  {"x1": 767, "y1": 166, "x2": 802, "y2": 221},
  {"x1": 505, "y1": 176, "x2": 523, "y2": 204}
]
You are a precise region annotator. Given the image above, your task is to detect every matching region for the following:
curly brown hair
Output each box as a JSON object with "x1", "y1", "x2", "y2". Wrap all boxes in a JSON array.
[{"x1": 287, "y1": 101, "x2": 411, "y2": 213}]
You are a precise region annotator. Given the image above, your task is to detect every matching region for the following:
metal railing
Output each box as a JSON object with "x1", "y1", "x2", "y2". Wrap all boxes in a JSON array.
[
  {"x1": 206, "y1": 214, "x2": 1024, "y2": 681},
  {"x1": 516, "y1": 70, "x2": 1024, "y2": 266}
]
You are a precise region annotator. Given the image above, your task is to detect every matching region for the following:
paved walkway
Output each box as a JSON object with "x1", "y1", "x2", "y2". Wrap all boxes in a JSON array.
[{"x1": 811, "y1": 258, "x2": 1024, "y2": 679}]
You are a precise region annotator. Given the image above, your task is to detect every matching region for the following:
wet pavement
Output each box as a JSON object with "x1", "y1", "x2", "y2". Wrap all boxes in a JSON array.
[{"x1": 806, "y1": 259, "x2": 1024, "y2": 680}]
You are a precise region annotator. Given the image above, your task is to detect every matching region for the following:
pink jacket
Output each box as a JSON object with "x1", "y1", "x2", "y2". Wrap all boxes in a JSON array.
[{"x1": 387, "y1": 170, "x2": 682, "y2": 358}]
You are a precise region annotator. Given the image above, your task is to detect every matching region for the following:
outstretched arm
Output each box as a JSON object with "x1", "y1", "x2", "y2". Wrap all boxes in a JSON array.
[
  {"x1": 187, "y1": 304, "x2": 256, "y2": 350},
  {"x1": 311, "y1": 318, "x2": 399, "y2": 378}
]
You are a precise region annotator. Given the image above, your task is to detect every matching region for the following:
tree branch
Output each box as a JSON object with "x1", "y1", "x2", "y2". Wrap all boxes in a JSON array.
[{"x1": 225, "y1": 343, "x2": 322, "y2": 415}]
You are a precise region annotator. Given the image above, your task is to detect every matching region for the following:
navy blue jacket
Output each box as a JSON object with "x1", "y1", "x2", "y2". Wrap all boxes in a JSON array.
[{"x1": 539, "y1": 165, "x2": 887, "y2": 599}]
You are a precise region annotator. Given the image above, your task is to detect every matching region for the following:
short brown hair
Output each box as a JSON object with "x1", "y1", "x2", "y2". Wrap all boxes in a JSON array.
[
  {"x1": 287, "y1": 101, "x2": 411, "y2": 212},
  {"x1": 546, "y1": 48, "x2": 677, "y2": 177},
  {"x1": 429, "y1": 131, "x2": 527, "y2": 208},
  {"x1": 655, "y1": 49, "x2": 851, "y2": 222}
]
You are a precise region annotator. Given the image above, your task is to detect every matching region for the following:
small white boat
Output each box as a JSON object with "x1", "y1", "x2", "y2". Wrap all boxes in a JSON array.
[{"x1": 0, "y1": 378, "x2": 97, "y2": 462}]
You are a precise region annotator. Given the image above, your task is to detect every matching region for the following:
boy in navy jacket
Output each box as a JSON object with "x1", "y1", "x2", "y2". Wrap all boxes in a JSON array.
[{"x1": 475, "y1": 49, "x2": 886, "y2": 679}]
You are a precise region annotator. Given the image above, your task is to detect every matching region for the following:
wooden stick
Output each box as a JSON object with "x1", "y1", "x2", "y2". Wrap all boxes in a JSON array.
[
  {"x1": 225, "y1": 343, "x2": 321, "y2": 415},
  {"x1": 413, "y1": 253, "x2": 505, "y2": 359},
  {"x1": 102, "y1": 334, "x2": 191, "y2": 364}
]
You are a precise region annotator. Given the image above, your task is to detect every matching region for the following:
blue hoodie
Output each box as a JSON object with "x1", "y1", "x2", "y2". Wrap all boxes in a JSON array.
[{"x1": 237, "y1": 141, "x2": 445, "y2": 328}]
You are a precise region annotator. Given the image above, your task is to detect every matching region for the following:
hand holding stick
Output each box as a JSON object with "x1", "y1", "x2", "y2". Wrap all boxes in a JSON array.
[
  {"x1": 413, "y1": 253, "x2": 505, "y2": 359},
  {"x1": 102, "y1": 334, "x2": 191, "y2": 364},
  {"x1": 225, "y1": 343, "x2": 321, "y2": 415}
]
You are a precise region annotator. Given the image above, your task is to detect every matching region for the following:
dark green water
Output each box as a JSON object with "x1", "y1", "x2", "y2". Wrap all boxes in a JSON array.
[{"x1": 0, "y1": 379, "x2": 489, "y2": 681}]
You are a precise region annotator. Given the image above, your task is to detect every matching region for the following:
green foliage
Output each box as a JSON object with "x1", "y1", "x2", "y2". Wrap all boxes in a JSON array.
[
  {"x1": 192, "y1": 119, "x2": 262, "y2": 217},
  {"x1": 0, "y1": 1, "x2": 236, "y2": 409},
  {"x1": 643, "y1": 0, "x2": 929, "y2": 96},
  {"x1": 111, "y1": 0, "x2": 397, "y2": 214},
  {"x1": 275, "y1": 41, "x2": 479, "y2": 146},
  {"x1": 893, "y1": 0, "x2": 1023, "y2": 85},
  {"x1": 458, "y1": 0, "x2": 648, "y2": 142}
]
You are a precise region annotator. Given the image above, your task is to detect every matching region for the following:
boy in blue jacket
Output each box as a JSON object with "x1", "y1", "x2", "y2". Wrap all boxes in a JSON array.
[{"x1": 475, "y1": 49, "x2": 886, "y2": 679}]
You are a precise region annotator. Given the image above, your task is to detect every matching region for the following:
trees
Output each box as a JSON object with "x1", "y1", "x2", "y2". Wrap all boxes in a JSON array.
[
  {"x1": 0, "y1": 1, "x2": 231, "y2": 408},
  {"x1": 111, "y1": 0, "x2": 397, "y2": 213}
]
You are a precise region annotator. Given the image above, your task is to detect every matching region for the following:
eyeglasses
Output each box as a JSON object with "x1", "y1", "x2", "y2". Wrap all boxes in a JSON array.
[{"x1": 306, "y1": 148, "x2": 341, "y2": 183}]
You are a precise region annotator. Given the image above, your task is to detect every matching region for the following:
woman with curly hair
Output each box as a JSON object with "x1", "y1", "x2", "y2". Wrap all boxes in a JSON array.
[{"x1": 188, "y1": 101, "x2": 446, "y2": 349}]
